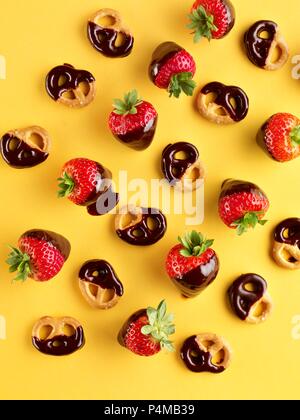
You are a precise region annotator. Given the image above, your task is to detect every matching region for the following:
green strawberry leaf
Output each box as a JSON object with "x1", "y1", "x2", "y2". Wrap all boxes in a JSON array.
[
  {"x1": 141, "y1": 325, "x2": 154, "y2": 335},
  {"x1": 187, "y1": 6, "x2": 218, "y2": 43},
  {"x1": 113, "y1": 89, "x2": 143, "y2": 116},
  {"x1": 168, "y1": 72, "x2": 196, "y2": 98},
  {"x1": 178, "y1": 231, "x2": 214, "y2": 257},
  {"x1": 231, "y1": 212, "x2": 268, "y2": 235},
  {"x1": 6, "y1": 245, "x2": 32, "y2": 281},
  {"x1": 290, "y1": 125, "x2": 300, "y2": 146}
]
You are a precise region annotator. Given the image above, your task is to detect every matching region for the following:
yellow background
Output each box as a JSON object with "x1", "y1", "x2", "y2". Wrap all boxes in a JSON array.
[{"x1": 0, "y1": 0, "x2": 299, "y2": 400}]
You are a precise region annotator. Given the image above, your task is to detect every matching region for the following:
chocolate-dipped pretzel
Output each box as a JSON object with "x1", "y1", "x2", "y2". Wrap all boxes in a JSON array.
[
  {"x1": 273, "y1": 218, "x2": 300, "y2": 269},
  {"x1": 181, "y1": 333, "x2": 232, "y2": 374},
  {"x1": 197, "y1": 82, "x2": 249, "y2": 124},
  {"x1": 87, "y1": 8, "x2": 134, "y2": 58},
  {"x1": 45, "y1": 64, "x2": 96, "y2": 108},
  {"x1": 244, "y1": 21, "x2": 289, "y2": 71},
  {"x1": 115, "y1": 205, "x2": 167, "y2": 246},
  {"x1": 79, "y1": 260, "x2": 124, "y2": 309},
  {"x1": 1, "y1": 126, "x2": 50, "y2": 169},
  {"x1": 228, "y1": 274, "x2": 272, "y2": 324},
  {"x1": 161, "y1": 142, "x2": 205, "y2": 191},
  {"x1": 32, "y1": 316, "x2": 85, "y2": 356}
]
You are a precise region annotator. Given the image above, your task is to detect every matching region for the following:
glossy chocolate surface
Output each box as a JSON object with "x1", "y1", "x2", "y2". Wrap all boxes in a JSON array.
[
  {"x1": 118, "y1": 309, "x2": 146, "y2": 347},
  {"x1": 87, "y1": 22, "x2": 134, "y2": 58},
  {"x1": 114, "y1": 116, "x2": 158, "y2": 151},
  {"x1": 181, "y1": 336, "x2": 225, "y2": 373},
  {"x1": 87, "y1": 187, "x2": 119, "y2": 216},
  {"x1": 79, "y1": 260, "x2": 123, "y2": 296},
  {"x1": 228, "y1": 274, "x2": 267, "y2": 320},
  {"x1": 80, "y1": 163, "x2": 112, "y2": 207},
  {"x1": 161, "y1": 142, "x2": 199, "y2": 184},
  {"x1": 220, "y1": 179, "x2": 266, "y2": 200},
  {"x1": 244, "y1": 21, "x2": 277, "y2": 68},
  {"x1": 172, "y1": 255, "x2": 219, "y2": 298},
  {"x1": 221, "y1": 0, "x2": 236, "y2": 37},
  {"x1": 116, "y1": 208, "x2": 167, "y2": 246},
  {"x1": 32, "y1": 327, "x2": 85, "y2": 356},
  {"x1": 46, "y1": 64, "x2": 95, "y2": 101},
  {"x1": 20, "y1": 230, "x2": 71, "y2": 261},
  {"x1": 201, "y1": 82, "x2": 249, "y2": 122},
  {"x1": 149, "y1": 42, "x2": 182, "y2": 83},
  {"x1": 0, "y1": 133, "x2": 48, "y2": 169},
  {"x1": 274, "y1": 218, "x2": 300, "y2": 247}
]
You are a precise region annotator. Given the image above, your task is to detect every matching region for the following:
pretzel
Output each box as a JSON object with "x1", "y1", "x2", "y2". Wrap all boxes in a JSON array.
[
  {"x1": 32, "y1": 316, "x2": 85, "y2": 356},
  {"x1": 273, "y1": 218, "x2": 300, "y2": 269},
  {"x1": 246, "y1": 293, "x2": 273, "y2": 324},
  {"x1": 196, "y1": 334, "x2": 232, "y2": 370},
  {"x1": 273, "y1": 242, "x2": 300, "y2": 270},
  {"x1": 87, "y1": 9, "x2": 134, "y2": 58},
  {"x1": 265, "y1": 31, "x2": 289, "y2": 71}
]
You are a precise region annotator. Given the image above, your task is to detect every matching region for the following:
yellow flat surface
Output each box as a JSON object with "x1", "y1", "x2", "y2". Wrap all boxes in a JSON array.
[{"x1": 0, "y1": 0, "x2": 300, "y2": 400}]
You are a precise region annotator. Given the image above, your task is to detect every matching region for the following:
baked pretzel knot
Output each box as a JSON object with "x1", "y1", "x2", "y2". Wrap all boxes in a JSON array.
[
  {"x1": 272, "y1": 218, "x2": 300, "y2": 269},
  {"x1": 196, "y1": 333, "x2": 232, "y2": 369},
  {"x1": 32, "y1": 316, "x2": 81, "y2": 339},
  {"x1": 90, "y1": 9, "x2": 130, "y2": 34},
  {"x1": 273, "y1": 242, "x2": 300, "y2": 270},
  {"x1": 265, "y1": 31, "x2": 289, "y2": 71}
]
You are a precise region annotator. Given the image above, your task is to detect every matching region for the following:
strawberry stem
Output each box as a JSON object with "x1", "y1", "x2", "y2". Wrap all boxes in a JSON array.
[
  {"x1": 57, "y1": 173, "x2": 75, "y2": 198},
  {"x1": 141, "y1": 300, "x2": 175, "y2": 352},
  {"x1": 231, "y1": 212, "x2": 268, "y2": 236},
  {"x1": 290, "y1": 125, "x2": 300, "y2": 146},
  {"x1": 178, "y1": 231, "x2": 214, "y2": 257},
  {"x1": 168, "y1": 72, "x2": 196, "y2": 98},
  {"x1": 112, "y1": 90, "x2": 143, "y2": 116},
  {"x1": 6, "y1": 246, "x2": 32, "y2": 281},
  {"x1": 187, "y1": 6, "x2": 218, "y2": 42}
]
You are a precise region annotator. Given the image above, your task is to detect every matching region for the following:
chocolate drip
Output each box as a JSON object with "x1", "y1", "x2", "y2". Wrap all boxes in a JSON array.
[
  {"x1": 20, "y1": 230, "x2": 71, "y2": 261},
  {"x1": 118, "y1": 309, "x2": 146, "y2": 347},
  {"x1": 161, "y1": 142, "x2": 199, "y2": 184},
  {"x1": 1, "y1": 134, "x2": 48, "y2": 168},
  {"x1": 244, "y1": 21, "x2": 277, "y2": 68},
  {"x1": 149, "y1": 42, "x2": 182, "y2": 83},
  {"x1": 79, "y1": 260, "x2": 123, "y2": 296},
  {"x1": 114, "y1": 116, "x2": 158, "y2": 151},
  {"x1": 32, "y1": 327, "x2": 85, "y2": 356},
  {"x1": 274, "y1": 218, "x2": 300, "y2": 247}
]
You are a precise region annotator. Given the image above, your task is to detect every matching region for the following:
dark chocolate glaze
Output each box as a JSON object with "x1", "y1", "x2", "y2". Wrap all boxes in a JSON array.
[
  {"x1": 274, "y1": 218, "x2": 300, "y2": 248},
  {"x1": 87, "y1": 187, "x2": 119, "y2": 216},
  {"x1": 79, "y1": 259, "x2": 123, "y2": 296},
  {"x1": 118, "y1": 309, "x2": 146, "y2": 348},
  {"x1": 181, "y1": 336, "x2": 225, "y2": 373},
  {"x1": 114, "y1": 116, "x2": 158, "y2": 151},
  {"x1": 221, "y1": 0, "x2": 236, "y2": 38},
  {"x1": 87, "y1": 22, "x2": 134, "y2": 58},
  {"x1": 45, "y1": 63, "x2": 95, "y2": 101},
  {"x1": 201, "y1": 82, "x2": 249, "y2": 122},
  {"x1": 244, "y1": 21, "x2": 277, "y2": 68},
  {"x1": 0, "y1": 133, "x2": 48, "y2": 169},
  {"x1": 172, "y1": 254, "x2": 219, "y2": 298},
  {"x1": 220, "y1": 179, "x2": 267, "y2": 200},
  {"x1": 228, "y1": 273, "x2": 267, "y2": 321},
  {"x1": 32, "y1": 327, "x2": 85, "y2": 356},
  {"x1": 149, "y1": 42, "x2": 182, "y2": 83},
  {"x1": 161, "y1": 142, "x2": 199, "y2": 184},
  {"x1": 78, "y1": 163, "x2": 112, "y2": 207},
  {"x1": 116, "y1": 208, "x2": 167, "y2": 246},
  {"x1": 20, "y1": 230, "x2": 71, "y2": 261}
]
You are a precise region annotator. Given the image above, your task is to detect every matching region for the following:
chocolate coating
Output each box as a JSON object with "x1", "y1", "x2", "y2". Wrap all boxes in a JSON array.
[
  {"x1": 116, "y1": 208, "x2": 167, "y2": 246},
  {"x1": 274, "y1": 218, "x2": 300, "y2": 247},
  {"x1": 20, "y1": 230, "x2": 71, "y2": 261},
  {"x1": 0, "y1": 133, "x2": 48, "y2": 169},
  {"x1": 45, "y1": 63, "x2": 95, "y2": 101},
  {"x1": 201, "y1": 82, "x2": 249, "y2": 122},
  {"x1": 114, "y1": 116, "x2": 158, "y2": 151},
  {"x1": 162, "y1": 142, "x2": 199, "y2": 184},
  {"x1": 118, "y1": 309, "x2": 146, "y2": 348},
  {"x1": 172, "y1": 254, "x2": 219, "y2": 298},
  {"x1": 220, "y1": 0, "x2": 236, "y2": 38},
  {"x1": 228, "y1": 274, "x2": 267, "y2": 321},
  {"x1": 149, "y1": 42, "x2": 182, "y2": 83},
  {"x1": 181, "y1": 336, "x2": 224, "y2": 373},
  {"x1": 79, "y1": 260, "x2": 123, "y2": 296},
  {"x1": 244, "y1": 21, "x2": 277, "y2": 68},
  {"x1": 32, "y1": 327, "x2": 85, "y2": 356},
  {"x1": 220, "y1": 179, "x2": 267, "y2": 200},
  {"x1": 87, "y1": 187, "x2": 120, "y2": 216},
  {"x1": 87, "y1": 22, "x2": 134, "y2": 58}
]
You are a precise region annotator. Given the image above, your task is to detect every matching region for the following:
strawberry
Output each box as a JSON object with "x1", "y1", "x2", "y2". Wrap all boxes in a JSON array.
[
  {"x1": 188, "y1": 0, "x2": 235, "y2": 42},
  {"x1": 118, "y1": 300, "x2": 175, "y2": 357},
  {"x1": 258, "y1": 113, "x2": 300, "y2": 162},
  {"x1": 6, "y1": 230, "x2": 70, "y2": 282},
  {"x1": 58, "y1": 158, "x2": 111, "y2": 206},
  {"x1": 149, "y1": 42, "x2": 197, "y2": 98},
  {"x1": 108, "y1": 90, "x2": 158, "y2": 151},
  {"x1": 166, "y1": 231, "x2": 219, "y2": 298},
  {"x1": 219, "y1": 179, "x2": 270, "y2": 235}
]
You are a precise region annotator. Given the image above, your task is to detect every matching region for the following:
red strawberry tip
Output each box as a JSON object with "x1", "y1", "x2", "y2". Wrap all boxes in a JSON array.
[
  {"x1": 112, "y1": 90, "x2": 143, "y2": 116},
  {"x1": 187, "y1": 5, "x2": 218, "y2": 42},
  {"x1": 231, "y1": 212, "x2": 268, "y2": 236},
  {"x1": 57, "y1": 172, "x2": 75, "y2": 198},
  {"x1": 6, "y1": 246, "x2": 32, "y2": 281},
  {"x1": 141, "y1": 300, "x2": 175, "y2": 352},
  {"x1": 178, "y1": 231, "x2": 214, "y2": 257},
  {"x1": 168, "y1": 72, "x2": 197, "y2": 98}
]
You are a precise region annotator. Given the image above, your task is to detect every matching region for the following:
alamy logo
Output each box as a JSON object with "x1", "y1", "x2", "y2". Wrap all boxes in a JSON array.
[
  {"x1": 0, "y1": 316, "x2": 6, "y2": 340},
  {"x1": 0, "y1": 55, "x2": 6, "y2": 80}
]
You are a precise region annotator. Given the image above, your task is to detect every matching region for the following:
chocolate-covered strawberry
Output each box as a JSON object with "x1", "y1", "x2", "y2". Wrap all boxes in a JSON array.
[
  {"x1": 188, "y1": 0, "x2": 235, "y2": 42},
  {"x1": 149, "y1": 42, "x2": 196, "y2": 98},
  {"x1": 6, "y1": 230, "x2": 70, "y2": 282},
  {"x1": 108, "y1": 90, "x2": 158, "y2": 151},
  {"x1": 257, "y1": 113, "x2": 300, "y2": 162},
  {"x1": 219, "y1": 179, "x2": 269, "y2": 235},
  {"x1": 118, "y1": 300, "x2": 175, "y2": 357},
  {"x1": 166, "y1": 231, "x2": 219, "y2": 298},
  {"x1": 58, "y1": 158, "x2": 119, "y2": 216}
]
